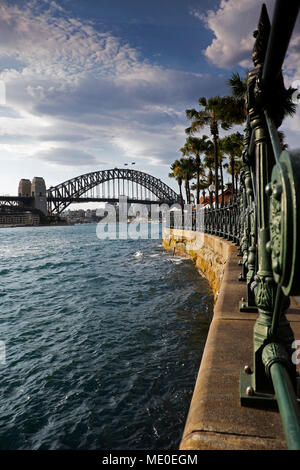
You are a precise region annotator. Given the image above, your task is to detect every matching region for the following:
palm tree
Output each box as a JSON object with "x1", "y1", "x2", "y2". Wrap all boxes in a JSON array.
[
  {"x1": 179, "y1": 156, "x2": 196, "y2": 205},
  {"x1": 228, "y1": 71, "x2": 296, "y2": 128},
  {"x1": 201, "y1": 137, "x2": 223, "y2": 206},
  {"x1": 169, "y1": 157, "x2": 196, "y2": 206},
  {"x1": 169, "y1": 159, "x2": 184, "y2": 207},
  {"x1": 180, "y1": 135, "x2": 210, "y2": 204},
  {"x1": 228, "y1": 72, "x2": 248, "y2": 100},
  {"x1": 202, "y1": 145, "x2": 216, "y2": 208},
  {"x1": 218, "y1": 147, "x2": 227, "y2": 206},
  {"x1": 194, "y1": 172, "x2": 213, "y2": 205},
  {"x1": 220, "y1": 132, "x2": 244, "y2": 196},
  {"x1": 233, "y1": 158, "x2": 243, "y2": 193},
  {"x1": 185, "y1": 96, "x2": 241, "y2": 208},
  {"x1": 227, "y1": 72, "x2": 248, "y2": 120},
  {"x1": 205, "y1": 165, "x2": 214, "y2": 208}
]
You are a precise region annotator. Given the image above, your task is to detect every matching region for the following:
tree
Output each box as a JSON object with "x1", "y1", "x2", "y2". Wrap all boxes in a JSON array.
[
  {"x1": 202, "y1": 141, "x2": 217, "y2": 207},
  {"x1": 190, "y1": 167, "x2": 212, "y2": 205},
  {"x1": 204, "y1": 165, "x2": 214, "y2": 208},
  {"x1": 185, "y1": 96, "x2": 241, "y2": 208},
  {"x1": 218, "y1": 147, "x2": 227, "y2": 206},
  {"x1": 220, "y1": 132, "x2": 244, "y2": 196},
  {"x1": 228, "y1": 71, "x2": 296, "y2": 129},
  {"x1": 169, "y1": 159, "x2": 184, "y2": 207},
  {"x1": 233, "y1": 158, "x2": 243, "y2": 193},
  {"x1": 179, "y1": 156, "x2": 196, "y2": 205},
  {"x1": 180, "y1": 135, "x2": 210, "y2": 204},
  {"x1": 228, "y1": 72, "x2": 248, "y2": 100},
  {"x1": 227, "y1": 72, "x2": 248, "y2": 120},
  {"x1": 169, "y1": 157, "x2": 196, "y2": 206}
]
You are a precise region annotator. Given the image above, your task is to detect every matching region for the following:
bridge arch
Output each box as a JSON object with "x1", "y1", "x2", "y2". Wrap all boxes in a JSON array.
[{"x1": 47, "y1": 168, "x2": 181, "y2": 214}]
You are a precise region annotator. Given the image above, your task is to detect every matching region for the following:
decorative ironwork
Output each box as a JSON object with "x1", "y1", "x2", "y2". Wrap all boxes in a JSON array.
[
  {"x1": 168, "y1": 197, "x2": 241, "y2": 246},
  {"x1": 167, "y1": 0, "x2": 300, "y2": 449}
]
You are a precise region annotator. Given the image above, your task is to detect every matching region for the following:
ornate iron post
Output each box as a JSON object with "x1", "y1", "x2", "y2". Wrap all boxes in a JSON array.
[
  {"x1": 240, "y1": 2, "x2": 298, "y2": 400},
  {"x1": 239, "y1": 122, "x2": 258, "y2": 311}
]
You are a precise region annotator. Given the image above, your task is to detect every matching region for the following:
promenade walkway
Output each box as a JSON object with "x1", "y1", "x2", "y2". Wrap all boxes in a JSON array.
[{"x1": 176, "y1": 237, "x2": 300, "y2": 450}]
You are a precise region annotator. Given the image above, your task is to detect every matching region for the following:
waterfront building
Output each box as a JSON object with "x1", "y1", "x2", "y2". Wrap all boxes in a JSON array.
[{"x1": 0, "y1": 211, "x2": 40, "y2": 226}]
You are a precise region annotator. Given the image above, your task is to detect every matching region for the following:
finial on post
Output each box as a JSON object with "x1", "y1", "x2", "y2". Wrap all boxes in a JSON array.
[{"x1": 252, "y1": 3, "x2": 271, "y2": 67}]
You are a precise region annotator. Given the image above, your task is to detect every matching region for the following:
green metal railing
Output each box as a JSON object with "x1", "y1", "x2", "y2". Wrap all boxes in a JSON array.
[
  {"x1": 169, "y1": 0, "x2": 300, "y2": 449},
  {"x1": 238, "y1": 0, "x2": 300, "y2": 450}
]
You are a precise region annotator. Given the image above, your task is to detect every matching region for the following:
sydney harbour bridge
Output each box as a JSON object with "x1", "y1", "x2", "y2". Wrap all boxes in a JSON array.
[{"x1": 0, "y1": 168, "x2": 181, "y2": 216}]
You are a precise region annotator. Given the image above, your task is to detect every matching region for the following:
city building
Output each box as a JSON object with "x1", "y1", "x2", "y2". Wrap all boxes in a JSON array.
[{"x1": 0, "y1": 210, "x2": 40, "y2": 226}]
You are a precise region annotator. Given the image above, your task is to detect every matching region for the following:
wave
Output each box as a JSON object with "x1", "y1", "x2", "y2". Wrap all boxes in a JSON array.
[
  {"x1": 0, "y1": 224, "x2": 213, "y2": 450},
  {"x1": 168, "y1": 257, "x2": 187, "y2": 265}
]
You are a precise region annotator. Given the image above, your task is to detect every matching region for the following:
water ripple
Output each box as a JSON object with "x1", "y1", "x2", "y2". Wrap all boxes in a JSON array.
[{"x1": 0, "y1": 224, "x2": 213, "y2": 450}]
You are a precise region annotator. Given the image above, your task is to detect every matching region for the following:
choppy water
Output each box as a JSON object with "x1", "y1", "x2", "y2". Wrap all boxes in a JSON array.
[{"x1": 0, "y1": 223, "x2": 213, "y2": 450}]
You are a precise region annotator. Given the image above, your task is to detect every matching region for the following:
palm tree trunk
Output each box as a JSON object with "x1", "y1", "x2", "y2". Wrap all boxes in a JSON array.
[
  {"x1": 219, "y1": 161, "x2": 224, "y2": 206},
  {"x1": 178, "y1": 180, "x2": 184, "y2": 213},
  {"x1": 195, "y1": 154, "x2": 200, "y2": 204},
  {"x1": 209, "y1": 190, "x2": 213, "y2": 208},
  {"x1": 185, "y1": 179, "x2": 190, "y2": 204},
  {"x1": 207, "y1": 168, "x2": 213, "y2": 208},
  {"x1": 230, "y1": 156, "x2": 235, "y2": 196},
  {"x1": 188, "y1": 181, "x2": 191, "y2": 204},
  {"x1": 213, "y1": 137, "x2": 219, "y2": 208},
  {"x1": 211, "y1": 121, "x2": 219, "y2": 209}
]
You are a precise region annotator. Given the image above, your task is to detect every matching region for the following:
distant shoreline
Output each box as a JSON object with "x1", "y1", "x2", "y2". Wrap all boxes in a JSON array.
[{"x1": 0, "y1": 222, "x2": 70, "y2": 229}]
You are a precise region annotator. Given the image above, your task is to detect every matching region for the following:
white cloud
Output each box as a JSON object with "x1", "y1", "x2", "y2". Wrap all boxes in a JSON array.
[
  {"x1": 194, "y1": 0, "x2": 275, "y2": 69},
  {"x1": 0, "y1": 1, "x2": 139, "y2": 80},
  {"x1": 0, "y1": 0, "x2": 234, "y2": 194},
  {"x1": 193, "y1": 0, "x2": 300, "y2": 146},
  {"x1": 195, "y1": 0, "x2": 300, "y2": 78},
  {"x1": 111, "y1": 124, "x2": 184, "y2": 167}
]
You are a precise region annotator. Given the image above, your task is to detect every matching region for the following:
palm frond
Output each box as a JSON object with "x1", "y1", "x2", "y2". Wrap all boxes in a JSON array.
[
  {"x1": 198, "y1": 97, "x2": 207, "y2": 107},
  {"x1": 185, "y1": 108, "x2": 199, "y2": 120},
  {"x1": 227, "y1": 72, "x2": 247, "y2": 99}
]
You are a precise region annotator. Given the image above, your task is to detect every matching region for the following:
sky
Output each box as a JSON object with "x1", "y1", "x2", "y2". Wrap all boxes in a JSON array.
[{"x1": 1, "y1": 0, "x2": 300, "y2": 200}]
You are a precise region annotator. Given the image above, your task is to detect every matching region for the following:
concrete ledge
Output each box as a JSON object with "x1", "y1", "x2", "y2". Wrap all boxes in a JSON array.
[{"x1": 162, "y1": 229, "x2": 300, "y2": 450}]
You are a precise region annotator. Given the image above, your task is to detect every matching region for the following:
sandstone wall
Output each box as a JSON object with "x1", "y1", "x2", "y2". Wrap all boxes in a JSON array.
[{"x1": 162, "y1": 228, "x2": 236, "y2": 301}]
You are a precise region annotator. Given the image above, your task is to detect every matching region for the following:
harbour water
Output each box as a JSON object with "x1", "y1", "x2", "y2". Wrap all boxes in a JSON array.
[{"x1": 0, "y1": 223, "x2": 213, "y2": 450}]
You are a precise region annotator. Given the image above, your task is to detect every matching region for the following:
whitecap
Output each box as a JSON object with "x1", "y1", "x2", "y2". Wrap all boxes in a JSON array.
[{"x1": 169, "y1": 257, "x2": 186, "y2": 264}]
